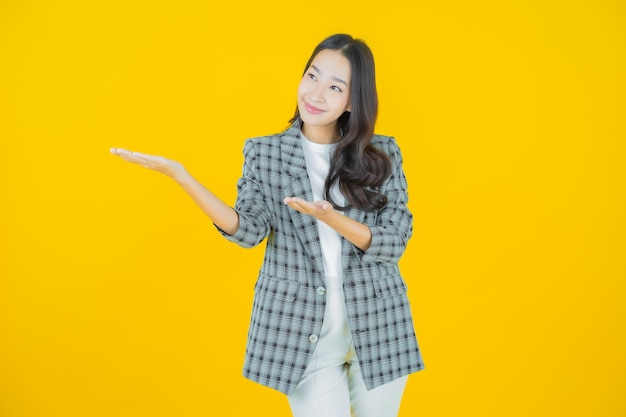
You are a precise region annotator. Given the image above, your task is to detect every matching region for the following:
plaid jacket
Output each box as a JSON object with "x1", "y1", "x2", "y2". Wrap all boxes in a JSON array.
[{"x1": 219, "y1": 120, "x2": 424, "y2": 395}]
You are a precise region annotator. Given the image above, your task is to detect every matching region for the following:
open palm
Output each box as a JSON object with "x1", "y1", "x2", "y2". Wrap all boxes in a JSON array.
[{"x1": 110, "y1": 148, "x2": 186, "y2": 181}]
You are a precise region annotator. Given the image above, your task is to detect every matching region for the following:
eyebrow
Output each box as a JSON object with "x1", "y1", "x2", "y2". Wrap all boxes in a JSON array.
[{"x1": 311, "y1": 65, "x2": 349, "y2": 88}]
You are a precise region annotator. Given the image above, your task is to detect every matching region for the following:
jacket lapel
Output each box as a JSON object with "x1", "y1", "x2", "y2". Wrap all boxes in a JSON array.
[{"x1": 281, "y1": 122, "x2": 326, "y2": 277}]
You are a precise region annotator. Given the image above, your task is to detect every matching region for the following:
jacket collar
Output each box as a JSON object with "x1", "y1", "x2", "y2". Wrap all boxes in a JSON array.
[
  {"x1": 280, "y1": 118, "x2": 308, "y2": 180},
  {"x1": 279, "y1": 118, "x2": 368, "y2": 275},
  {"x1": 280, "y1": 119, "x2": 327, "y2": 277}
]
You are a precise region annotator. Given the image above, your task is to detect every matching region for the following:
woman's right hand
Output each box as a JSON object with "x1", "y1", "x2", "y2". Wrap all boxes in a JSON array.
[
  {"x1": 111, "y1": 148, "x2": 240, "y2": 235},
  {"x1": 110, "y1": 148, "x2": 187, "y2": 182}
]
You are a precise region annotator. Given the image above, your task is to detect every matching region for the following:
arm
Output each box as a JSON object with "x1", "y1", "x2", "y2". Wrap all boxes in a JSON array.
[
  {"x1": 357, "y1": 138, "x2": 413, "y2": 264},
  {"x1": 174, "y1": 172, "x2": 239, "y2": 236},
  {"x1": 109, "y1": 148, "x2": 239, "y2": 235},
  {"x1": 219, "y1": 140, "x2": 271, "y2": 247},
  {"x1": 284, "y1": 137, "x2": 412, "y2": 263}
]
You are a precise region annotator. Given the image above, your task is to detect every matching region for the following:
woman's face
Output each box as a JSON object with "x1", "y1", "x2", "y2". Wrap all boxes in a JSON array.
[{"x1": 297, "y1": 49, "x2": 352, "y2": 139}]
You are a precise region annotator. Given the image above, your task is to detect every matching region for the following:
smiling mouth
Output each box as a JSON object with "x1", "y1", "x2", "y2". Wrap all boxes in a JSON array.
[{"x1": 304, "y1": 101, "x2": 325, "y2": 114}]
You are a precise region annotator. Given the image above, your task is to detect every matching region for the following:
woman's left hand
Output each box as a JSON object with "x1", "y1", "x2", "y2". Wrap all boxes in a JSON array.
[
  {"x1": 283, "y1": 196, "x2": 334, "y2": 220},
  {"x1": 284, "y1": 196, "x2": 372, "y2": 251}
]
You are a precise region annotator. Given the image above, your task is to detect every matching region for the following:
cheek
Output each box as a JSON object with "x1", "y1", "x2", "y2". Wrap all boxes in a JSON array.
[
  {"x1": 331, "y1": 95, "x2": 350, "y2": 112},
  {"x1": 296, "y1": 79, "x2": 308, "y2": 98}
]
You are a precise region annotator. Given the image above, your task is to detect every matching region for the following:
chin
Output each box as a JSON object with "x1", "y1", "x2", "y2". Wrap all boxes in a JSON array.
[{"x1": 299, "y1": 112, "x2": 320, "y2": 126}]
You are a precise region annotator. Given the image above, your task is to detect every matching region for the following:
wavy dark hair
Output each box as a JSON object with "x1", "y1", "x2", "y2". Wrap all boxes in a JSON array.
[{"x1": 290, "y1": 34, "x2": 392, "y2": 212}]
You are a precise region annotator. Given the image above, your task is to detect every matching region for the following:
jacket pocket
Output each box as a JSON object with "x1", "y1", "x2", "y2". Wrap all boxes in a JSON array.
[
  {"x1": 373, "y1": 274, "x2": 408, "y2": 299},
  {"x1": 254, "y1": 274, "x2": 300, "y2": 302}
]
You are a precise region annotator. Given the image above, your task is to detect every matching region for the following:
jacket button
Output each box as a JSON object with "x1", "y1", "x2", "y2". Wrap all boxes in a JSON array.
[
  {"x1": 316, "y1": 286, "x2": 326, "y2": 295},
  {"x1": 309, "y1": 334, "x2": 319, "y2": 343}
]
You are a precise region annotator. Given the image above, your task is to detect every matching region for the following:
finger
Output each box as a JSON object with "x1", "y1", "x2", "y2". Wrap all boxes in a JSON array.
[
  {"x1": 115, "y1": 152, "x2": 142, "y2": 163},
  {"x1": 112, "y1": 149, "x2": 144, "y2": 163},
  {"x1": 110, "y1": 148, "x2": 153, "y2": 160},
  {"x1": 131, "y1": 151, "x2": 152, "y2": 160},
  {"x1": 284, "y1": 201, "x2": 304, "y2": 212},
  {"x1": 284, "y1": 196, "x2": 308, "y2": 206},
  {"x1": 110, "y1": 147, "x2": 133, "y2": 156},
  {"x1": 124, "y1": 152, "x2": 154, "y2": 165},
  {"x1": 284, "y1": 200, "x2": 301, "y2": 210},
  {"x1": 286, "y1": 199, "x2": 306, "y2": 209},
  {"x1": 112, "y1": 152, "x2": 151, "y2": 168}
]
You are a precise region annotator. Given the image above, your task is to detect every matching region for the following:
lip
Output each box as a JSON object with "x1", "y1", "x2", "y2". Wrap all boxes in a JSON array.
[{"x1": 303, "y1": 101, "x2": 325, "y2": 115}]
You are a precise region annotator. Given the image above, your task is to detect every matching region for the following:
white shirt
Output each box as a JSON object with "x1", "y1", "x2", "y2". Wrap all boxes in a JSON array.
[{"x1": 300, "y1": 132, "x2": 345, "y2": 285}]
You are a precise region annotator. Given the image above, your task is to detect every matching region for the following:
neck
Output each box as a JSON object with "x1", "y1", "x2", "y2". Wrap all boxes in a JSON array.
[{"x1": 301, "y1": 123, "x2": 340, "y2": 144}]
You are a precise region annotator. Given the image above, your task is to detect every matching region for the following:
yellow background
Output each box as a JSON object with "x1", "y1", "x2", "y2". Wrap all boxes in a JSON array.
[{"x1": 1, "y1": 0, "x2": 624, "y2": 416}]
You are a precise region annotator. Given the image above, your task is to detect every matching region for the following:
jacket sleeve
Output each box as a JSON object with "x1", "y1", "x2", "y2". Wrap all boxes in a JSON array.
[
  {"x1": 215, "y1": 140, "x2": 272, "y2": 248},
  {"x1": 359, "y1": 137, "x2": 413, "y2": 264}
]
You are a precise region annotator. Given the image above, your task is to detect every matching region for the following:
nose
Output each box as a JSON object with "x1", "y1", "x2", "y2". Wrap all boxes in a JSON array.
[{"x1": 310, "y1": 83, "x2": 325, "y2": 102}]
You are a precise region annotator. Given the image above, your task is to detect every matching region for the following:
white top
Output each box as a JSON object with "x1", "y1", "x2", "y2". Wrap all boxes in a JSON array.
[{"x1": 300, "y1": 132, "x2": 345, "y2": 286}]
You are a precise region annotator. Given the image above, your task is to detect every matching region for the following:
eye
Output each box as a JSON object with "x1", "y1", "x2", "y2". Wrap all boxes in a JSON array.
[
  {"x1": 307, "y1": 73, "x2": 317, "y2": 81},
  {"x1": 331, "y1": 85, "x2": 343, "y2": 93}
]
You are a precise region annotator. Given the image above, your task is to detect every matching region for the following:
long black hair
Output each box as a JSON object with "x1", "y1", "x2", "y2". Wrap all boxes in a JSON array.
[{"x1": 290, "y1": 34, "x2": 392, "y2": 211}]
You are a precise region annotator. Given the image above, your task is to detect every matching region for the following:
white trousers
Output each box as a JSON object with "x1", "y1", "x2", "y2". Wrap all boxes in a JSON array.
[{"x1": 288, "y1": 279, "x2": 408, "y2": 417}]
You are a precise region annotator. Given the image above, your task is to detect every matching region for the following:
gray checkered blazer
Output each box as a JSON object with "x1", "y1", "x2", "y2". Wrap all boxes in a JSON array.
[{"x1": 219, "y1": 120, "x2": 424, "y2": 395}]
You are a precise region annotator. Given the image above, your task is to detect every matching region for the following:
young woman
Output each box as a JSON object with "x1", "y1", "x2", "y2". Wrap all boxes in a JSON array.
[{"x1": 111, "y1": 33, "x2": 424, "y2": 417}]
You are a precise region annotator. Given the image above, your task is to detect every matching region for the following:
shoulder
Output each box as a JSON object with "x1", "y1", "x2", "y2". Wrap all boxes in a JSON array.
[
  {"x1": 243, "y1": 134, "x2": 280, "y2": 151},
  {"x1": 371, "y1": 134, "x2": 403, "y2": 163},
  {"x1": 371, "y1": 133, "x2": 398, "y2": 148},
  {"x1": 239, "y1": 125, "x2": 301, "y2": 170},
  {"x1": 243, "y1": 125, "x2": 298, "y2": 150}
]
